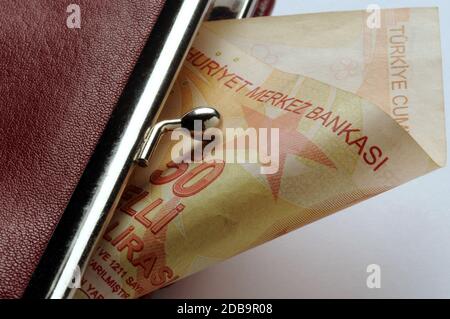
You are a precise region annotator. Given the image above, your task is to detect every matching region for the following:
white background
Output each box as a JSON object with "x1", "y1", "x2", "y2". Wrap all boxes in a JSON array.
[{"x1": 154, "y1": 0, "x2": 450, "y2": 298}]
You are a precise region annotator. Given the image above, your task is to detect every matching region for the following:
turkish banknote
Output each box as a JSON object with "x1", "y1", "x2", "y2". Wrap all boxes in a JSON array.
[{"x1": 75, "y1": 8, "x2": 445, "y2": 299}]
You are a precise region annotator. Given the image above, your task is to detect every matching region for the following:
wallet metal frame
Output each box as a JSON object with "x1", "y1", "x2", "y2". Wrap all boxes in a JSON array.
[{"x1": 24, "y1": 0, "x2": 211, "y2": 299}]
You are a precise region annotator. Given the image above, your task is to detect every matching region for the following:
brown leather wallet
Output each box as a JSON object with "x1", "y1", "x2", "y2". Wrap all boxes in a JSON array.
[
  {"x1": 0, "y1": 0, "x2": 274, "y2": 299},
  {"x1": 0, "y1": 0, "x2": 171, "y2": 299}
]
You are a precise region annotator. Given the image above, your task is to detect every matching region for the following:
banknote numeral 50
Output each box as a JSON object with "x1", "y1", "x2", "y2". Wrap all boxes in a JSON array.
[{"x1": 150, "y1": 160, "x2": 225, "y2": 197}]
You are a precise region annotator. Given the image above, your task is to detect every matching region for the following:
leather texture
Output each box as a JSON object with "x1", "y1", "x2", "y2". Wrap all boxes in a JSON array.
[{"x1": 0, "y1": 0, "x2": 165, "y2": 298}]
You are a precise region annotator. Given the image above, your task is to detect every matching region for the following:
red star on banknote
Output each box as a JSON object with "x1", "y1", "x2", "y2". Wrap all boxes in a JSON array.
[{"x1": 242, "y1": 106, "x2": 336, "y2": 199}]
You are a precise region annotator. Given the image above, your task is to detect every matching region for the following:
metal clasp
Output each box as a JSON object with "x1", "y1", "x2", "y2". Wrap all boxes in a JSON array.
[{"x1": 135, "y1": 107, "x2": 221, "y2": 167}]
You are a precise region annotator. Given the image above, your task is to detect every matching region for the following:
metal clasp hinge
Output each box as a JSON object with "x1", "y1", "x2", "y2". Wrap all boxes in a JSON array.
[{"x1": 135, "y1": 107, "x2": 221, "y2": 167}]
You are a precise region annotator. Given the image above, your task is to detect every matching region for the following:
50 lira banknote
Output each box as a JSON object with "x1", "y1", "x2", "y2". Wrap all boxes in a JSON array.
[{"x1": 75, "y1": 8, "x2": 445, "y2": 299}]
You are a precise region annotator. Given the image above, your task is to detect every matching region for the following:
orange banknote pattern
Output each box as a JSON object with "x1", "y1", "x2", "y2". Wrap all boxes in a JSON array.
[{"x1": 75, "y1": 9, "x2": 445, "y2": 299}]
